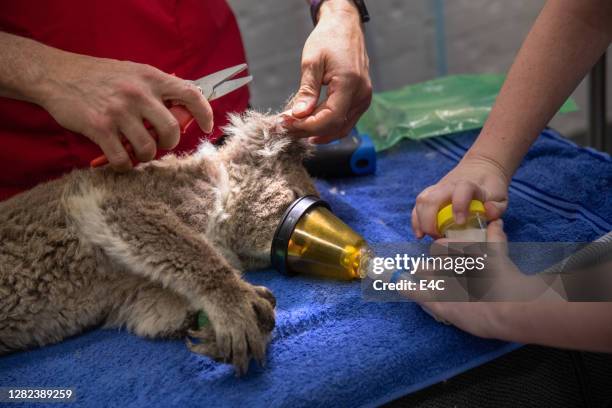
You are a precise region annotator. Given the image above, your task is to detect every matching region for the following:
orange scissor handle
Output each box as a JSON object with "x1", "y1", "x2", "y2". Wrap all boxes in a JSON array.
[{"x1": 90, "y1": 104, "x2": 194, "y2": 168}]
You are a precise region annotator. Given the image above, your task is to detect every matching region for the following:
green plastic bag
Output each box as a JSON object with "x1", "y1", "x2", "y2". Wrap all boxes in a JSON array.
[{"x1": 357, "y1": 74, "x2": 578, "y2": 151}]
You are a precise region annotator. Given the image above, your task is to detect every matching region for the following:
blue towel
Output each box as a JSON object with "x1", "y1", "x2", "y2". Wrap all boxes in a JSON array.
[{"x1": 2, "y1": 129, "x2": 611, "y2": 408}]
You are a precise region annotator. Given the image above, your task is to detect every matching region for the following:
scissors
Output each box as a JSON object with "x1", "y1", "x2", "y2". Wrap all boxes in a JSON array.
[{"x1": 90, "y1": 64, "x2": 252, "y2": 167}]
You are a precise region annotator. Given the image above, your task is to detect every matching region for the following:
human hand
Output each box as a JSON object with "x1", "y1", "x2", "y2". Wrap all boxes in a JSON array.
[
  {"x1": 284, "y1": 0, "x2": 372, "y2": 143},
  {"x1": 412, "y1": 154, "x2": 511, "y2": 239},
  {"x1": 409, "y1": 222, "x2": 612, "y2": 351},
  {"x1": 39, "y1": 54, "x2": 214, "y2": 170},
  {"x1": 409, "y1": 220, "x2": 523, "y2": 339}
]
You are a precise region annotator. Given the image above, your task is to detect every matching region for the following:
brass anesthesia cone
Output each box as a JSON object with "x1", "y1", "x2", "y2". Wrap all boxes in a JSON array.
[{"x1": 271, "y1": 196, "x2": 371, "y2": 280}]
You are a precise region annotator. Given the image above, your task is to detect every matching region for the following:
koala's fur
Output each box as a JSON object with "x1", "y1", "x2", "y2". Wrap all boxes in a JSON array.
[{"x1": 0, "y1": 111, "x2": 317, "y2": 375}]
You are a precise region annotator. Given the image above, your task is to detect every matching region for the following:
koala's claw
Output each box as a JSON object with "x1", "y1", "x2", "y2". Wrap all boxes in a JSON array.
[
  {"x1": 186, "y1": 327, "x2": 222, "y2": 360},
  {"x1": 195, "y1": 283, "x2": 276, "y2": 376},
  {"x1": 254, "y1": 285, "x2": 276, "y2": 308}
]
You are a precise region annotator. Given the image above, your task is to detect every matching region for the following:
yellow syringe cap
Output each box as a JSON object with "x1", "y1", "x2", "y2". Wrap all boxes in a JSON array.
[{"x1": 437, "y1": 200, "x2": 485, "y2": 232}]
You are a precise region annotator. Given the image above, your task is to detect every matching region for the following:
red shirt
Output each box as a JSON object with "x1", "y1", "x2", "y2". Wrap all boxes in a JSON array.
[{"x1": 0, "y1": 0, "x2": 249, "y2": 200}]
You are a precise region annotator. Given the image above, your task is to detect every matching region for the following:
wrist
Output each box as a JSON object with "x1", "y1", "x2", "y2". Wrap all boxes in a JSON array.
[
  {"x1": 36, "y1": 49, "x2": 93, "y2": 110},
  {"x1": 462, "y1": 149, "x2": 512, "y2": 186},
  {"x1": 30, "y1": 69, "x2": 57, "y2": 109},
  {"x1": 482, "y1": 302, "x2": 522, "y2": 341},
  {"x1": 317, "y1": 0, "x2": 361, "y2": 23},
  {"x1": 26, "y1": 46, "x2": 72, "y2": 108}
]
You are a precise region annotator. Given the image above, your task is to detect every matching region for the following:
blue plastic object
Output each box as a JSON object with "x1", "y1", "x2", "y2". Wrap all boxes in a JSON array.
[
  {"x1": 350, "y1": 132, "x2": 376, "y2": 175},
  {"x1": 304, "y1": 129, "x2": 376, "y2": 177}
]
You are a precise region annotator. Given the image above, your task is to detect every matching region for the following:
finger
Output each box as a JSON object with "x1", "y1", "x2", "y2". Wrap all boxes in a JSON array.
[
  {"x1": 141, "y1": 98, "x2": 181, "y2": 150},
  {"x1": 486, "y1": 219, "x2": 507, "y2": 243},
  {"x1": 292, "y1": 58, "x2": 324, "y2": 118},
  {"x1": 485, "y1": 219, "x2": 509, "y2": 258},
  {"x1": 291, "y1": 78, "x2": 353, "y2": 136},
  {"x1": 163, "y1": 78, "x2": 214, "y2": 134},
  {"x1": 307, "y1": 123, "x2": 352, "y2": 144},
  {"x1": 308, "y1": 135, "x2": 333, "y2": 145},
  {"x1": 306, "y1": 83, "x2": 369, "y2": 143},
  {"x1": 306, "y1": 104, "x2": 360, "y2": 143},
  {"x1": 411, "y1": 207, "x2": 424, "y2": 239},
  {"x1": 275, "y1": 114, "x2": 312, "y2": 139},
  {"x1": 429, "y1": 238, "x2": 452, "y2": 256},
  {"x1": 118, "y1": 117, "x2": 157, "y2": 162},
  {"x1": 95, "y1": 131, "x2": 132, "y2": 171},
  {"x1": 451, "y1": 181, "x2": 484, "y2": 225},
  {"x1": 420, "y1": 303, "x2": 452, "y2": 325},
  {"x1": 291, "y1": 104, "x2": 346, "y2": 138},
  {"x1": 415, "y1": 186, "x2": 451, "y2": 238},
  {"x1": 399, "y1": 276, "x2": 437, "y2": 303},
  {"x1": 484, "y1": 199, "x2": 508, "y2": 221}
]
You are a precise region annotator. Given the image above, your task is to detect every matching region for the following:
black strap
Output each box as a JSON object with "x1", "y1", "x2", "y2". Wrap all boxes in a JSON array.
[{"x1": 310, "y1": 0, "x2": 370, "y2": 25}]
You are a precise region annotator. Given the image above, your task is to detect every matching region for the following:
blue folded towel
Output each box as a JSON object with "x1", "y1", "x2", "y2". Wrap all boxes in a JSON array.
[{"x1": 2, "y1": 129, "x2": 610, "y2": 408}]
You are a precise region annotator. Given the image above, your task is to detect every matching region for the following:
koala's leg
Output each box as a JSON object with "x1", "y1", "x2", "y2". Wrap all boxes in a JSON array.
[
  {"x1": 69, "y1": 195, "x2": 275, "y2": 374},
  {"x1": 104, "y1": 282, "x2": 197, "y2": 339}
]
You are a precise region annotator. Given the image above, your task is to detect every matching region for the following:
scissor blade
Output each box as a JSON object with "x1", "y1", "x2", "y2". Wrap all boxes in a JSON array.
[
  {"x1": 208, "y1": 76, "x2": 252, "y2": 101},
  {"x1": 194, "y1": 63, "x2": 248, "y2": 90}
]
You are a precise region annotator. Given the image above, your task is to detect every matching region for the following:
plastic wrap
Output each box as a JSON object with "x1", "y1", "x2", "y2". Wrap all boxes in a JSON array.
[{"x1": 357, "y1": 74, "x2": 578, "y2": 151}]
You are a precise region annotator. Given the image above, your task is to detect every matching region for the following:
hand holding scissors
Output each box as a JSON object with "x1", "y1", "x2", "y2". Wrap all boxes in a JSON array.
[{"x1": 90, "y1": 64, "x2": 252, "y2": 167}]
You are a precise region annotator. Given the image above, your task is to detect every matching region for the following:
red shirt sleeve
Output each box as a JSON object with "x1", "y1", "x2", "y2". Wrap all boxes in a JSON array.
[{"x1": 0, "y1": 0, "x2": 249, "y2": 200}]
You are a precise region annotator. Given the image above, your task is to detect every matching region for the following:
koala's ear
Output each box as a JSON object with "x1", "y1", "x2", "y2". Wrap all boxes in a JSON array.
[{"x1": 220, "y1": 110, "x2": 313, "y2": 163}]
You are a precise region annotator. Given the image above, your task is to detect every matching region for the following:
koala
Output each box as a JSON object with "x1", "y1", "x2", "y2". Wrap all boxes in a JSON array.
[{"x1": 0, "y1": 110, "x2": 317, "y2": 375}]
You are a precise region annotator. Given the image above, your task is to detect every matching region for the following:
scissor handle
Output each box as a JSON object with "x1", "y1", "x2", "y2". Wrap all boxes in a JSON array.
[{"x1": 90, "y1": 104, "x2": 195, "y2": 168}]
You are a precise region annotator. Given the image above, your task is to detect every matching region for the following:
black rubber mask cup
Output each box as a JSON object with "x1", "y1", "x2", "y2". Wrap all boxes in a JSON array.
[
  {"x1": 270, "y1": 195, "x2": 369, "y2": 280},
  {"x1": 270, "y1": 195, "x2": 330, "y2": 276}
]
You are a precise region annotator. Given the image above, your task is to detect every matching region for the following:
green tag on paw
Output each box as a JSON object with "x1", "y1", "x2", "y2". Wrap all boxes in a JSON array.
[{"x1": 197, "y1": 311, "x2": 210, "y2": 329}]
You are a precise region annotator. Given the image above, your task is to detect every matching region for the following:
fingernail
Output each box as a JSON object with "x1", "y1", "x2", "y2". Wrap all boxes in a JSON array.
[{"x1": 293, "y1": 101, "x2": 307, "y2": 114}]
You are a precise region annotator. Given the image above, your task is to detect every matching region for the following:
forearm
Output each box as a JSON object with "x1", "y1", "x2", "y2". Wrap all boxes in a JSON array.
[
  {"x1": 466, "y1": 0, "x2": 612, "y2": 179},
  {"x1": 498, "y1": 300, "x2": 612, "y2": 353},
  {"x1": 0, "y1": 32, "x2": 64, "y2": 104}
]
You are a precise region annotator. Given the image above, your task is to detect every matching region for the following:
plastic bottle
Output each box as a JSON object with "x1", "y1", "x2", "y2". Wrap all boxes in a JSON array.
[{"x1": 436, "y1": 200, "x2": 487, "y2": 241}]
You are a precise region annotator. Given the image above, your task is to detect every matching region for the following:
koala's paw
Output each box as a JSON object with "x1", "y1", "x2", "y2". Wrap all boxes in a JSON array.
[{"x1": 197, "y1": 283, "x2": 276, "y2": 375}]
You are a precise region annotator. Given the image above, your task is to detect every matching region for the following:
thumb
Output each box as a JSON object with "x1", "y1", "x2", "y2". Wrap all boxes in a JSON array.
[
  {"x1": 486, "y1": 219, "x2": 509, "y2": 258},
  {"x1": 484, "y1": 200, "x2": 508, "y2": 221},
  {"x1": 486, "y1": 219, "x2": 507, "y2": 243},
  {"x1": 292, "y1": 60, "x2": 324, "y2": 118}
]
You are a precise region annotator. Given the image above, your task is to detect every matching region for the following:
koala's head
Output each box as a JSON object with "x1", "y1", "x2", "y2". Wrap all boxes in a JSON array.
[{"x1": 217, "y1": 110, "x2": 318, "y2": 270}]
